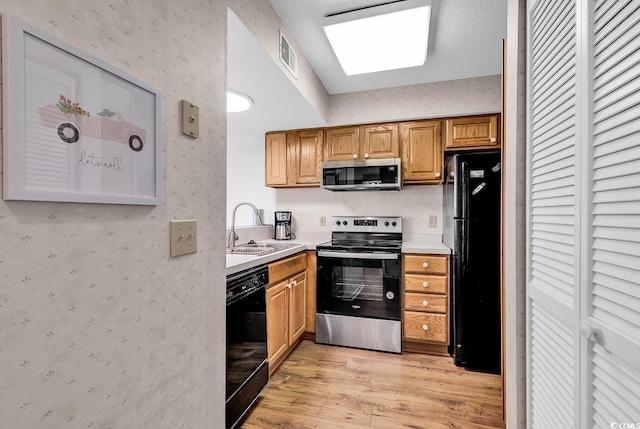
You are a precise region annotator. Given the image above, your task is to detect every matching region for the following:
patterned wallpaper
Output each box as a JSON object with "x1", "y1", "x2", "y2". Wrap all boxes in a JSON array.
[{"x1": 0, "y1": 1, "x2": 228, "y2": 428}]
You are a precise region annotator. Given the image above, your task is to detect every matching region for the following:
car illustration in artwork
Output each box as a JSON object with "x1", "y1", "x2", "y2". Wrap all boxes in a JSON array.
[{"x1": 38, "y1": 95, "x2": 147, "y2": 152}]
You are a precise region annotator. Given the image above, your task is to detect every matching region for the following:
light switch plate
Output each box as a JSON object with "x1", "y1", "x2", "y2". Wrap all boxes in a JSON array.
[
  {"x1": 181, "y1": 100, "x2": 199, "y2": 138},
  {"x1": 170, "y1": 220, "x2": 197, "y2": 257},
  {"x1": 428, "y1": 215, "x2": 437, "y2": 228}
]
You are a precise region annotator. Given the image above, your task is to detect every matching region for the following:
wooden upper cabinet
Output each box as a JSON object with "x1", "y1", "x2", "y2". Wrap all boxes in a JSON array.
[
  {"x1": 401, "y1": 120, "x2": 443, "y2": 184},
  {"x1": 265, "y1": 132, "x2": 287, "y2": 186},
  {"x1": 324, "y1": 124, "x2": 399, "y2": 161},
  {"x1": 265, "y1": 129, "x2": 323, "y2": 188},
  {"x1": 324, "y1": 126, "x2": 360, "y2": 161},
  {"x1": 362, "y1": 123, "x2": 399, "y2": 159},
  {"x1": 445, "y1": 114, "x2": 500, "y2": 150},
  {"x1": 290, "y1": 129, "x2": 323, "y2": 185}
]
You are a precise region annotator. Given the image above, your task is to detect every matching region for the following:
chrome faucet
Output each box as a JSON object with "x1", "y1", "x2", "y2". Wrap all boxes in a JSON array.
[{"x1": 228, "y1": 202, "x2": 264, "y2": 248}]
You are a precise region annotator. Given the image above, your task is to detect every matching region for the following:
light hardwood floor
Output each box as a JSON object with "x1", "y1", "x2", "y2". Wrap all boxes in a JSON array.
[{"x1": 241, "y1": 340, "x2": 505, "y2": 429}]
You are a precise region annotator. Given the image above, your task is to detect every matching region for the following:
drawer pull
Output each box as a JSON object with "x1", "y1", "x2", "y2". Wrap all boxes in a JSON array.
[
  {"x1": 422, "y1": 262, "x2": 429, "y2": 268},
  {"x1": 422, "y1": 300, "x2": 429, "y2": 307},
  {"x1": 422, "y1": 281, "x2": 429, "y2": 288},
  {"x1": 422, "y1": 324, "x2": 429, "y2": 331}
]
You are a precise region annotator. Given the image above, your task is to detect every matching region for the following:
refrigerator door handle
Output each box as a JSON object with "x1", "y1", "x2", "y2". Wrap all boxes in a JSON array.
[
  {"x1": 460, "y1": 161, "x2": 469, "y2": 219},
  {"x1": 460, "y1": 219, "x2": 470, "y2": 275}
]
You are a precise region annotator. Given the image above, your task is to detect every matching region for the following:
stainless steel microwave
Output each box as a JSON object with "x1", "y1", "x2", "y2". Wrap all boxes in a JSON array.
[{"x1": 321, "y1": 158, "x2": 402, "y2": 191}]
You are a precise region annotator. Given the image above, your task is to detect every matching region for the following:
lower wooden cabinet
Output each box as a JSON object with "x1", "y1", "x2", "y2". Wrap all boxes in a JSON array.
[
  {"x1": 402, "y1": 253, "x2": 450, "y2": 355},
  {"x1": 304, "y1": 251, "x2": 317, "y2": 334},
  {"x1": 266, "y1": 254, "x2": 307, "y2": 374}
]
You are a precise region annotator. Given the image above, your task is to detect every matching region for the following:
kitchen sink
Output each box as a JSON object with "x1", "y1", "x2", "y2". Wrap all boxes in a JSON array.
[{"x1": 226, "y1": 241, "x2": 299, "y2": 256}]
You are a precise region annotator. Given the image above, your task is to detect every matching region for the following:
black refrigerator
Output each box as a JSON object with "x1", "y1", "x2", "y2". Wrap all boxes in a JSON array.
[{"x1": 443, "y1": 151, "x2": 501, "y2": 374}]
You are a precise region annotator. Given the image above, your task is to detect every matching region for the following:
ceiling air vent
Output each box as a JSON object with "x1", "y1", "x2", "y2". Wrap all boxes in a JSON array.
[{"x1": 279, "y1": 30, "x2": 298, "y2": 78}]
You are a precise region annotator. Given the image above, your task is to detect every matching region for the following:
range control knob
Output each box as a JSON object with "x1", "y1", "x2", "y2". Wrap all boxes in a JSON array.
[
  {"x1": 335, "y1": 220, "x2": 341, "y2": 226},
  {"x1": 342, "y1": 220, "x2": 348, "y2": 226},
  {"x1": 384, "y1": 221, "x2": 389, "y2": 226},
  {"x1": 391, "y1": 221, "x2": 397, "y2": 227}
]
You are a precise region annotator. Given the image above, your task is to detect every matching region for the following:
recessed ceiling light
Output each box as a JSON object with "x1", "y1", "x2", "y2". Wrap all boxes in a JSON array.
[
  {"x1": 227, "y1": 90, "x2": 253, "y2": 113},
  {"x1": 323, "y1": 0, "x2": 431, "y2": 76}
]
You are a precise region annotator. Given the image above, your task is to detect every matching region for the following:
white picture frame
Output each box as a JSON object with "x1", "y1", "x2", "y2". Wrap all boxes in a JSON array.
[{"x1": 2, "y1": 14, "x2": 162, "y2": 205}]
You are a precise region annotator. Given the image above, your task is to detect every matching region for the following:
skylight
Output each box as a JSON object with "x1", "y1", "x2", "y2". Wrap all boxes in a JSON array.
[{"x1": 323, "y1": 1, "x2": 431, "y2": 76}]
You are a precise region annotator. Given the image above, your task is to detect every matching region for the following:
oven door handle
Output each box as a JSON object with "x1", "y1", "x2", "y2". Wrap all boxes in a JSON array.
[{"x1": 317, "y1": 250, "x2": 399, "y2": 260}]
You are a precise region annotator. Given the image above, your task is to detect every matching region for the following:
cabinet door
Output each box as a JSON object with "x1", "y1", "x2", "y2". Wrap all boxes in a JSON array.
[
  {"x1": 265, "y1": 132, "x2": 288, "y2": 186},
  {"x1": 305, "y1": 251, "x2": 316, "y2": 334},
  {"x1": 291, "y1": 129, "x2": 323, "y2": 185},
  {"x1": 324, "y1": 127, "x2": 360, "y2": 161},
  {"x1": 362, "y1": 123, "x2": 399, "y2": 159},
  {"x1": 266, "y1": 280, "x2": 289, "y2": 365},
  {"x1": 288, "y1": 272, "x2": 306, "y2": 345},
  {"x1": 444, "y1": 115, "x2": 499, "y2": 150},
  {"x1": 401, "y1": 120, "x2": 442, "y2": 183}
]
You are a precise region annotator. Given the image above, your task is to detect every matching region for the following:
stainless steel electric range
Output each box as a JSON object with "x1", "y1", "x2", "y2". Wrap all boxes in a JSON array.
[{"x1": 315, "y1": 216, "x2": 402, "y2": 353}]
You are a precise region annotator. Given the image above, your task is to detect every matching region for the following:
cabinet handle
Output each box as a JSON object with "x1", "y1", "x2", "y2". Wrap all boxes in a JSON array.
[
  {"x1": 352, "y1": 153, "x2": 358, "y2": 159},
  {"x1": 364, "y1": 153, "x2": 370, "y2": 159},
  {"x1": 422, "y1": 262, "x2": 429, "y2": 268},
  {"x1": 490, "y1": 137, "x2": 497, "y2": 143},
  {"x1": 422, "y1": 300, "x2": 429, "y2": 307},
  {"x1": 287, "y1": 283, "x2": 292, "y2": 289},
  {"x1": 422, "y1": 281, "x2": 429, "y2": 288},
  {"x1": 435, "y1": 172, "x2": 441, "y2": 178},
  {"x1": 422, "y1": 324, "x2": 429, "y2": 331},
  {"x1": 292, "y1": 280, "x2": 297, "y2": 286}
]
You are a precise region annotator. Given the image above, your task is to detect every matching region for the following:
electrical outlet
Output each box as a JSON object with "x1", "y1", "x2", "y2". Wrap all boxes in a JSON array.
[
  {"x1": 170, "y1": 220, "x2": 197, "y2": 257},
  {"x1": 428, "y1": 215, "x2": 437, "y2": 228},
  {"x1": 320, "y1": 216, "x2": 326, "y2": 227}
]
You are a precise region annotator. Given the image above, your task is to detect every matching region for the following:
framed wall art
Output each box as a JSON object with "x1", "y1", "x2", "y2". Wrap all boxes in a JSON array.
[{"x1": 2, "y1": 14, "x2": 162, "y2": 205}]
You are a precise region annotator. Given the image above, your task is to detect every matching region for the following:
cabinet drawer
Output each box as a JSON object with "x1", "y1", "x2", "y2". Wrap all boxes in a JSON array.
[
  {"x1": 404, "y1": 255, "x2": 448, "y2": 275},
  {"x1": 403, "y1": 311, "x2": 447, "y2": 344},
  {"x1": 404, "y1": 274, "x2": 447, "y2": 294},
  {"x1": 404, "y1": 293, "x2": 447, "y2": 313},
  {"x1": 269, "y1": 253, "x2": 307, "y2": 284}
]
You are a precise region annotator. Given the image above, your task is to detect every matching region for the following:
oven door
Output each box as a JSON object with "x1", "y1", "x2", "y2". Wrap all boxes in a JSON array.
[{"x1": 316, "y1": 250, "x2": 401, "y2": 320}]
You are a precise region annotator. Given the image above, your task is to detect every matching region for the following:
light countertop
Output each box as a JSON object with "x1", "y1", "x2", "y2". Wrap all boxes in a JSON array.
[
  {"x1": 226, "y1": 232, "x2": 450, "y2": 276},
  {"x1": 226, "y1": 234, "x2": 328, "y2": 275}
]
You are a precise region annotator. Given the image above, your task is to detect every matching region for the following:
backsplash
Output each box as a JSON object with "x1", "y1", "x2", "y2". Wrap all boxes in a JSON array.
[{"x1": 275, "y1": 185, "x2": 443, "y2": 235}]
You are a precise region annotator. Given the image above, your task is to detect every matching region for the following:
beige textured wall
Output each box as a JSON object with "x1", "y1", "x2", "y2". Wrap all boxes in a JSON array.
[
  {"x1": 328, "y1": 75, "x2": 502, "y2": 126},
  {"x1": 276, "y1": 186, "x2": 444, "y2": 235},
  {"x1": 0, "y1": 1, "x2": 228, "y2": 428}
]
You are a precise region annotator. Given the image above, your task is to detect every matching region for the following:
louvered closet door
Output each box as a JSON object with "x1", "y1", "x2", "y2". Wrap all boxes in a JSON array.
[
  {"x1": 527, "y1": 0, "x2": 579, "y2": 427},
  {"x1": 588, "y1": 0, "x2": 640, "y2": 425},
  {"x1": 527, "y1": 0, "x2": 579, "y2": 429},
  {"x1": 528, "y1": 0, "x2": 640, "y2": 426}
]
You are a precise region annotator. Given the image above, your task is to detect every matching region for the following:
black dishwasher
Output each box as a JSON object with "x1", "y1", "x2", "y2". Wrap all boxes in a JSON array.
[{"x1": 226, "y1": 265, "x2": 269, "y2": 429}]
